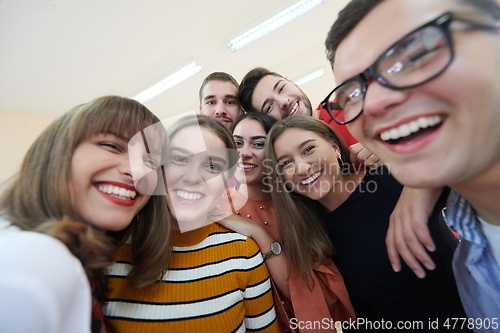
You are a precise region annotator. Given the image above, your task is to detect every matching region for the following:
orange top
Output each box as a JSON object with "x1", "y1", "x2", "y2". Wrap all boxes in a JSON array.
[{"x1": 225, "y1": 188, "x2": 355, "y2": 332}]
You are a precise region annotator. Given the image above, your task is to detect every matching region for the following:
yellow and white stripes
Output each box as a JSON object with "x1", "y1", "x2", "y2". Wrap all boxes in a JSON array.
[{"x1": 105, "y1": 223, "x2": 279, "y2": 333}]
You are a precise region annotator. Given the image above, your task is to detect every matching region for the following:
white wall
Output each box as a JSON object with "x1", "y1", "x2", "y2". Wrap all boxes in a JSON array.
[{"x1": 0, "y1": 111, "x2": 54, "y2": 186}]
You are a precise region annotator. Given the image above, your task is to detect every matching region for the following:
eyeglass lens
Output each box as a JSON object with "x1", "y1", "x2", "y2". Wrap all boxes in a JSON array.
[{"x1": 329, "y1": 24, "x2": 452, "y2": 124}]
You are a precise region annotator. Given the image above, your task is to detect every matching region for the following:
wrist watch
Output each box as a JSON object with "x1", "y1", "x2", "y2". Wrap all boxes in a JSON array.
[{"x1": 262, "y1": 241, "x2": 282, "y2": 260}]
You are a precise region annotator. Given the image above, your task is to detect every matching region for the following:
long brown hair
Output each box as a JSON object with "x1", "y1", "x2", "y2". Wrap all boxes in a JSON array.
[
  {"x1": 0, "y1": 96, "x2": 172, "y2": 288},
  {"x1": 265, "y1": 115, "x2": 351, "y2": 283}
]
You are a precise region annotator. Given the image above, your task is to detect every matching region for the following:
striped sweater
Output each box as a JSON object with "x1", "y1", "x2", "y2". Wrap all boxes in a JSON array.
[{"x1": 105, "y1": 222, "x2": 279, "y2": 333}]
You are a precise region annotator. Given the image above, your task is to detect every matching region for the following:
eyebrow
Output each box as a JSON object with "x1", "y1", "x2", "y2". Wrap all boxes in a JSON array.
[
  {"x1": 208, "y1": 155, "x2": 228, "y2": 165},
  {"x1": 261, "y1": 79, "x2": 284, "y2": 112},
  {"x1": 276, "y1": 139, "x2": 315, "y2": 162},
  {"x1": 233, "y1": 135, "x2": 266, "y2": 141},
  {"x1": 204, "y1": 94, "x2": 238, "y2": 101},
  {"x1": 107, "y1": 131, "x2": 130, "y2": 143},
  {"x1": 170, "y1": 147, "x2": 227, "y2": 165}
]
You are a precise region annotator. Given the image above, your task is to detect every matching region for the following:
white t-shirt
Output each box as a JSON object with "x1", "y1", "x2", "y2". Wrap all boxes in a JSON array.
[
  {"x1": 0, "y1": 218, "x2": 91, "y2": 333},
  {"x1": 478, "y1": 217, "x2": 500, "y2": 269}
]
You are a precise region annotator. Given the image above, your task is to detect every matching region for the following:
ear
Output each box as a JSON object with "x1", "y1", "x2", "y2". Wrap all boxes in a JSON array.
[{"x1": 331, "y1": 141, "x2": 341, "y2": 156}]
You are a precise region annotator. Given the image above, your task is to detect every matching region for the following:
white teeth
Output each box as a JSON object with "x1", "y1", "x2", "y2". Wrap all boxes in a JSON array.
[
  {"x1": 398, "y1": 124, "x2": 411, "y2": 137},
  {"x1": 409, "y1": 121, "x2": 420, "y2": 133},
  {"x1": 177, "y1": 190, "x2": 202, "y2": 200},
  {"x1": 380, "y1": 116, "x2": 443, "y2": 141},
  {"x1": 299, "y1": 172, "x2": 320, "y2": 185},
  {"x1": 418, "y1": 117, "x2": 430, "y2": 129},
  {"x1": 98, "y1": 185, "x2": 137, "y2": 199},
  {"x1": 239, "y1": 164, "x2": 257, "y2": 169},
  {"x1": 288, "y1": 101, "x2": 299, "y2": 116}
]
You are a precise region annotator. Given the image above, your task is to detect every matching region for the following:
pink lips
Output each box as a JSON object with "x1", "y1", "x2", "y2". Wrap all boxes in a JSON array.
[{"x1": 216, "y1": 117, "x2": 232, "y2": 124}]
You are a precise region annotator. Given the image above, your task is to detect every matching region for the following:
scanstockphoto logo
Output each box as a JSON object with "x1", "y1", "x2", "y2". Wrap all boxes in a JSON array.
[{"x1": 260, "y1": 158, "x2": 391, "y2": 195}]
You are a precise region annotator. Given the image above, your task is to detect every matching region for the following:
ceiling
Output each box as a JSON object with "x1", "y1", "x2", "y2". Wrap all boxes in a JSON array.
[{"x1": 0, "y1": 0, "x2": 349, "y2": 120}]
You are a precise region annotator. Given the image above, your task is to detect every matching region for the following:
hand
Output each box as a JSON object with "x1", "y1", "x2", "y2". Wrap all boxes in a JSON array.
[
  {"x1": 386, "y1": 187, "x2": 443, "y2": 278},
  {"x1": 349, "y1": 142, "x2": 382, "y2": 169},
  {"x1": 217, "y1": 214, "x2": 263, "y2": 238}
]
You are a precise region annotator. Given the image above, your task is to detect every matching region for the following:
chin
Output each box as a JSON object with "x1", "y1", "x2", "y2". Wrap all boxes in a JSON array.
[
  {"x1": 390, "y1": 163, "x2": 450, "y2": 189},
  {"x1": 173, "y1": 205, "x2": 210, "y2": 222},
  {"x1": 175, "y1": 216, "x2": 210, "y2": 232}
]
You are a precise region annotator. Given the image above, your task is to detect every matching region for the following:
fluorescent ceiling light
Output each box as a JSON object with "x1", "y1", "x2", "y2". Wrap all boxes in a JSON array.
[
  {"x1": 227, "y1": 0, "x2": 326, "y2": 52},
  {"x1": 294, "y1": 68, "x2": 325, "y2": 86},
  {"x1": 133, "y1": 61, "x2": 203, "y2": 103}
]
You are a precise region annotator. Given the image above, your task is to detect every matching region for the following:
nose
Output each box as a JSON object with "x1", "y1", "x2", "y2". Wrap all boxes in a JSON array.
[
  {"x1": 118, "y1": 155, "x2": 134, "y2": 180},
  {"x1": 295, "y1": 158, "x2": 311, "y2": 176},
  {"x1": 277, "y1": 96, "x2": 289, "y2": 117},
  {"x1": 362, "y1": 80, "x2": 408, "y2": 118},
  {"x1": 239, "y1": 144, "x2": 252, "y2": 159},
  {"x1": 181, "y1": 163, "x2": 204, "y2": 186},
  {"x1": 214, "y1": 102, "x2": 227, "y2": 116}
]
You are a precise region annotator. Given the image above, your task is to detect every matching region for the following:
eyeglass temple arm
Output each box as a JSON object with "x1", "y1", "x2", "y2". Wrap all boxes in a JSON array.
[{"x1": 453, "y1": 14, "x2": 500, "y2": 32}]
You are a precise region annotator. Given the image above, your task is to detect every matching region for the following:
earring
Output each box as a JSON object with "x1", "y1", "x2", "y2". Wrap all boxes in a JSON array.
[
  {"x1": 337, "y1": 156, "x2": 344, "y2": 168},
  {"x1": 337, "y1": 156, "x2": 350, "y2": 174}
]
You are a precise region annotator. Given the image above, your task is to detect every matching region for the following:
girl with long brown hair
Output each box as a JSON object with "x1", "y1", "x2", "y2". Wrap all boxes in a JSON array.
[
  {"x1": 0, "y1": 96, "x2": 171, "y2": 333},
  {"x1": 216, "y1": 111, "x2": 354, "y2": 333},
  {"x1": 266, "y1": 115, "x2": 470, "y2": 331}
]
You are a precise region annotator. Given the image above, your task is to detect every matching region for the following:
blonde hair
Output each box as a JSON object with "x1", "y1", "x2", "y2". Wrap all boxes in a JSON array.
[
  {"x1": 0, "y1": 96, "x2": 172, "y2": 288},
  {"x1": 265, "y1": 115, "x2": 351, "y2": 283}
]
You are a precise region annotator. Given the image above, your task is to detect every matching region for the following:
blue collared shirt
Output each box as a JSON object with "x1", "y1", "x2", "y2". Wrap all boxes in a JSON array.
[{"x1": 446, "y1": 191, "x2": 500, "y2": 333}]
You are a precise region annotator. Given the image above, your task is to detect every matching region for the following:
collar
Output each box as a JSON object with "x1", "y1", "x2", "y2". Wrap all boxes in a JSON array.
[{"x1": 446, "y1": 190, "x2": 487, "y2": 247}]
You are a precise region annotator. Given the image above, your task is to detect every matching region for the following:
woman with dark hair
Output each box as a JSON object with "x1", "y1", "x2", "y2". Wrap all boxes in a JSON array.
[
  {"x1": 0, "y1": 96, "x2": 171, "y2": 333},
  {"x1": 266, "y1": 115, "x2": 470, "y2": 331},
  {"x1": 218, "y1": 112, "x2": 354, "y2": 332}
]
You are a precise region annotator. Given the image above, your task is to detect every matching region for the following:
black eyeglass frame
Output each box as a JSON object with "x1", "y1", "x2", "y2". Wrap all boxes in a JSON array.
[{"x1": 323, "y1": 11, "x2": 500, "y2": 125}]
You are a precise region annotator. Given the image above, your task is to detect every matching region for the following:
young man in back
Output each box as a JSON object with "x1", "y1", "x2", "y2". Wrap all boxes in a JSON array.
[
  {"x1": 199, "y1": 72, "x2": 243, "y2": 129},
  {"x1": 325, "y1": 0, "x2": 500, "y2": 327},
  {"x1": 238, "y1": 67, "x2": 378, "y2": 165}
]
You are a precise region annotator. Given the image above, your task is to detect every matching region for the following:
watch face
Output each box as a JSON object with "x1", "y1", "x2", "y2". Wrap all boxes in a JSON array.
[{"x1": 271, "y1": 241, "x2": 282, "y2": 255}]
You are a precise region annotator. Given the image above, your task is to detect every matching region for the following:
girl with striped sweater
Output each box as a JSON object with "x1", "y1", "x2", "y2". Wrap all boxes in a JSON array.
[{"x1": 105, "y1": 114, "x2": 279, "y2": 333}]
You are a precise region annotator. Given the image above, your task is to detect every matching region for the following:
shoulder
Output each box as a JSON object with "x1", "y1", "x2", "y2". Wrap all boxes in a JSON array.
[
  {"x1": 0, "y1": 223, "x2": 91, "y2": 333},
  {"x1": 213, "y1": 223, "x2": 260, "y2": 255},
  {"x1": 362, "y1": 165, "x2": 403, "y2": 193},
  {"x1": 1, "y1": 224, "x2": 84, "y2": 269}
]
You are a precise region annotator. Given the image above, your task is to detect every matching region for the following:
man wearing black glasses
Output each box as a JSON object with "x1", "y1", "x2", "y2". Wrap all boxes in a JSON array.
[{"x1": 325, "y1": 0, "x2": 500, "y2": 329}]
